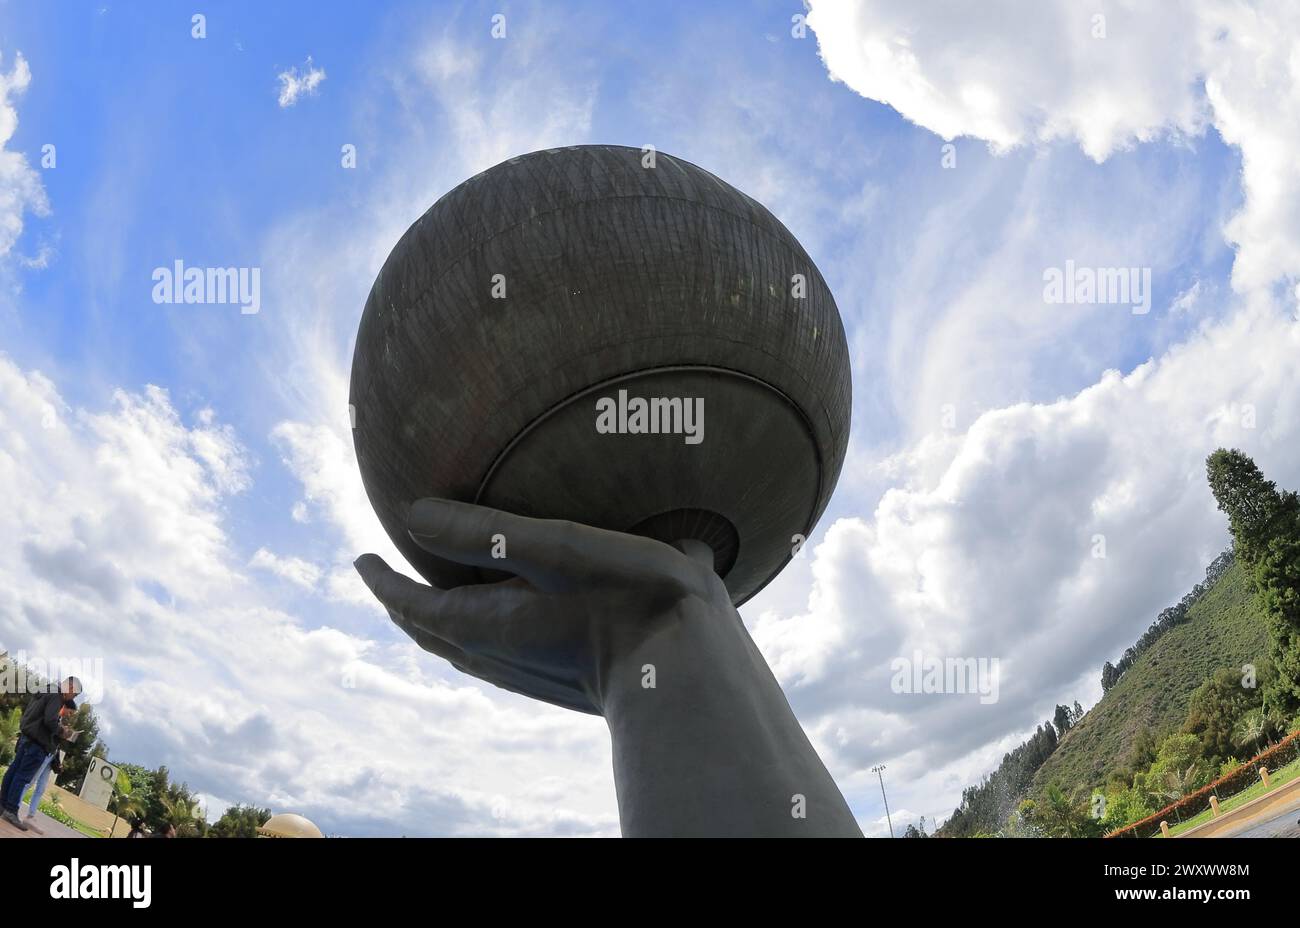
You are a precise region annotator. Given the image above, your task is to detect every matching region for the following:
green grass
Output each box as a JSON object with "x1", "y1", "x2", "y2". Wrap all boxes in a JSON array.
[
  {"x1": 1163, "y1": 753, "x2": 1300, "y2": 836},
  {"x1": 1029, "y1": 560, "x2": 1270, "y2": 799},
  {"x1": 37, "y1": 797, "x2": 105, "y2": 836}
]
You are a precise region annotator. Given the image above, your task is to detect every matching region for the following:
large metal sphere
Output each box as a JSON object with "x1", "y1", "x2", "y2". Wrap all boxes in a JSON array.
[{"x1": 350, "y1": 145, "x2": 850, "y2": 605}]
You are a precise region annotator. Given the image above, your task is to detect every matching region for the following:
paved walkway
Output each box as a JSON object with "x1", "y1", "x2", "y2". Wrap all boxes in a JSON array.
[
  {"x1": 1182, "y1": 774, "x2": 1300, "y2": 838},
  {"x1": 0, "y1": 810, "x2": 87, "y2": 838},
  {"x1": 1229, "y1": 805, "x2": 1300, "y2": 838}
]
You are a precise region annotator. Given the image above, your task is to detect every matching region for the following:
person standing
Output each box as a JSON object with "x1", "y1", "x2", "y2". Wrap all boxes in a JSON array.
[
  {"x1": 0, "y1": 676, "x2": 81, "y2": 831},
  {"x1": 20, "y1": 747, "x2": 61, "y2": 833},
  {"x1": 22, "y1": 701, "x2": 73, "y2": 833}
]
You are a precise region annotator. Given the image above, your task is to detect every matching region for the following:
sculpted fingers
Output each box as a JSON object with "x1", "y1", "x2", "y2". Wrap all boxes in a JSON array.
[
  {"x1": 354, "y1": 554, "x2": 430, "y2": 619},
  {"x1": 353, "y1": 553, "x2": 600, "y2": 714},
  {"x1": 406, "y1": 498, "x2": 705, "y2": 599}
]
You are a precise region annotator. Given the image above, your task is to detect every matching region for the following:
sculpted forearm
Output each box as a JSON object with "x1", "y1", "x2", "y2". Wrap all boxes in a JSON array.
[
  {"x1": 357, "y1": 499, "x2": 862, "y2": 837},
  {"x1": 602, "y1": 598, "x2": 863, "y2": 838}
]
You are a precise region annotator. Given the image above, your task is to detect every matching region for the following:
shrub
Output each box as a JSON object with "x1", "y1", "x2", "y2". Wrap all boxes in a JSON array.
[{"x1": 1106, "y1": 728, "x2": 1300, "y2": 837}]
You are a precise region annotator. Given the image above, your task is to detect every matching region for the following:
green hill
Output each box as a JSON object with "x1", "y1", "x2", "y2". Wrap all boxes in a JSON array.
[{"x1": 1029, "y1": 559, "x2": 1268, "y2": 797}]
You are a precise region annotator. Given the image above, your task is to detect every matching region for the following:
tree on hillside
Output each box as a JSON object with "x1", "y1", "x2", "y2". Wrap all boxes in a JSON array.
[
  {"x1": 1141, "y1": 733, "x2": 1207, "y2": 815},
  {"x1": 1097, "y1": 550, "x2": 1234, "y2": 692},
  {"x1": 1207, "y1": 449, "x2": 1300, "y2": 713},
  {"x1": 1097, "y1": 786, "x2": 1154, "y2": 834},
  {"x1": 902, "y1": 815, "x2": 930, "y2": 838},
  {"x1": 1019, "y1": 784, "x2": 1100, "y2": 838},
  {"x1": 1181, "y1": 666, "x2": 1262, "y2": 762},
  {"x1": 1231, "y1": 707, "x2": 1285, "y2": 756},
  {"x1": 1123, "y1": 728, "x2": 1159, "y2": 782},
  {"x1": 1207, "y1": 450, "x2": 1289, "y2": 560},
  {"x1": 938, "y1": 721, "x2": 1059, "y2": 836},
  {"x1": 1053, "y1": 704, "x2": 1074, "y2": 737}
]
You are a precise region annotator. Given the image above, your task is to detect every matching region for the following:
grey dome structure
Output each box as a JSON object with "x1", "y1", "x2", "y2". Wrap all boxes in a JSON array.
[{"x1": 350, "y1": 144, "x2": 850, "y2": 605}]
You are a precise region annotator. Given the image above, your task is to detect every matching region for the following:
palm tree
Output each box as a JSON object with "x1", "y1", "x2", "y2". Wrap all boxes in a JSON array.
[
  {"x1": 1037, "y1": 784, "x2": 1097, "y2": 837},
  {"x1": 108, "y1": 770, "x2": 145, "y2": 836},
  {"x1": 159, "y1": 794, "x2": 202, "y2": 835},
  {"x1": 1159, "y1": 764, "x2": 1201, "y2": 823},
  {"x1": 1234, "y1": 709, "x2": 1269, "y2": 756}
]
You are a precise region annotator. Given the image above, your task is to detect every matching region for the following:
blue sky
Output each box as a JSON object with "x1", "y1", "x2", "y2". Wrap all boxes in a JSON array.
[{"x1": 1, "y1": 1, "x2": 1298, "y2": 836}]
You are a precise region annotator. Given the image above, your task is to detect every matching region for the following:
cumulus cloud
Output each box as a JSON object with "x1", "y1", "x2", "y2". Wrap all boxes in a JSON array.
[
  {"x1": 248, "y1": 547, "x2": 322, "y2": 590},
  {"x1": 269, "y1": 420, "x2": 408, "y2": 607},
  {"x1": 0, "y1": 354, "x2": 616, "y2": 835},
  {"x1": 0, "y1": 370, "x2": 248, "y2": 604},
  {"x1": 784, "y1": 1, "x2": 1300, "y2": 824},
  {"x1": 806, "y1": 0, "x2": 1300, "y2": 294},
  {"x1": 276, "y1": 56, "x2": 326, "y2": 108},
  {"x1": 0, "y1": 50, "x2": 49, "y2": 259},
  {"x1": 209, "y1": 23, "x2": 616, "y2": 831},
  {"x1": 807, "y1": 1, "x2": 1210, "y2": 161},
  {"x1": 755, "y1": 296, "x2": 1300, "y2": 811}
]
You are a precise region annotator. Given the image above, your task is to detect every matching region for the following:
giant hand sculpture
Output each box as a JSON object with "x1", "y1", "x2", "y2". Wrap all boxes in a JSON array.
[{"x1": 356, "y1": 498, "x2": 862, "y2": 838}]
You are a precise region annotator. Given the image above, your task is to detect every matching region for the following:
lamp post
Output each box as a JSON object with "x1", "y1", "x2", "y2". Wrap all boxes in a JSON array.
[{"x1": 872, "y1": 764, "x2": 894, "y2": 838}]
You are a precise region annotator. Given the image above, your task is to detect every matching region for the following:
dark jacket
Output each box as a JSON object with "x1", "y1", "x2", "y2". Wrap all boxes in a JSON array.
[{"x1": 19, "y1": 691, "x2": 71, "y2": 754}]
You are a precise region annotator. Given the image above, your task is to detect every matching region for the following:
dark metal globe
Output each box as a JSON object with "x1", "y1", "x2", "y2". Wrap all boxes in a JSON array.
[{"x1": 350, "y1": 145, "x2": 850, "y2": 605}]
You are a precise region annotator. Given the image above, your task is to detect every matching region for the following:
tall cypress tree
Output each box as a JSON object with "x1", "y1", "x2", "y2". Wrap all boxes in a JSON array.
[{"x1": 1206, "y1": 449, "x2": 1300, "y2": 712}]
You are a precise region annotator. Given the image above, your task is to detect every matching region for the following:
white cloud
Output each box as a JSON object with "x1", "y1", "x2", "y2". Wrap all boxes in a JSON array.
[
  {"x1": 0, "y1": 51, "x2": 49, "y2": 260},
  {"x1": 404, "y1": 28, "x2": 598, "y2": 175},
  {"x1": 791, "y1": 4, "x2": 1300, "y2": 821},
  {"x1": 276, "y1": 57, "x2": 326, "y2": 108},
  {"x1": 753, "y1": 296, "x2": 1300, "y2": 816},
  {"x1": 1171, "y1": 280, "x2": 1204, "y2": 315},
  {"x1": 806, "y1": 0, "x2": 1300, "y2": 294},
  {"x1": 270, "y1": 421, "x2": 373, "y2": 551},
  {"x1": 807, "y1": 0, "x2": 1210, "y2": 161},
  {"x1": 0, "y1": 354, "x2": 616, "y2": 836},
  {"x1": 2, "y1": 374, "x2": 248, "y2": 604},
  {"x1": 248, "y1": 547, "x2": 322, "y2": 590},
  {"x1": 1204, "y1": 3, "x2": 1300, "y2": 293},
  {"x1": 875, "y1": 152, "x2": 1220, "y2": 444}
]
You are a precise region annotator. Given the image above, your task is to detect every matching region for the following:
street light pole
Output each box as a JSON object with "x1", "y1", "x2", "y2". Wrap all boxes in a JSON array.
[{"x1": 872, "y1": 764, "x2": 894, "y2": 838}]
